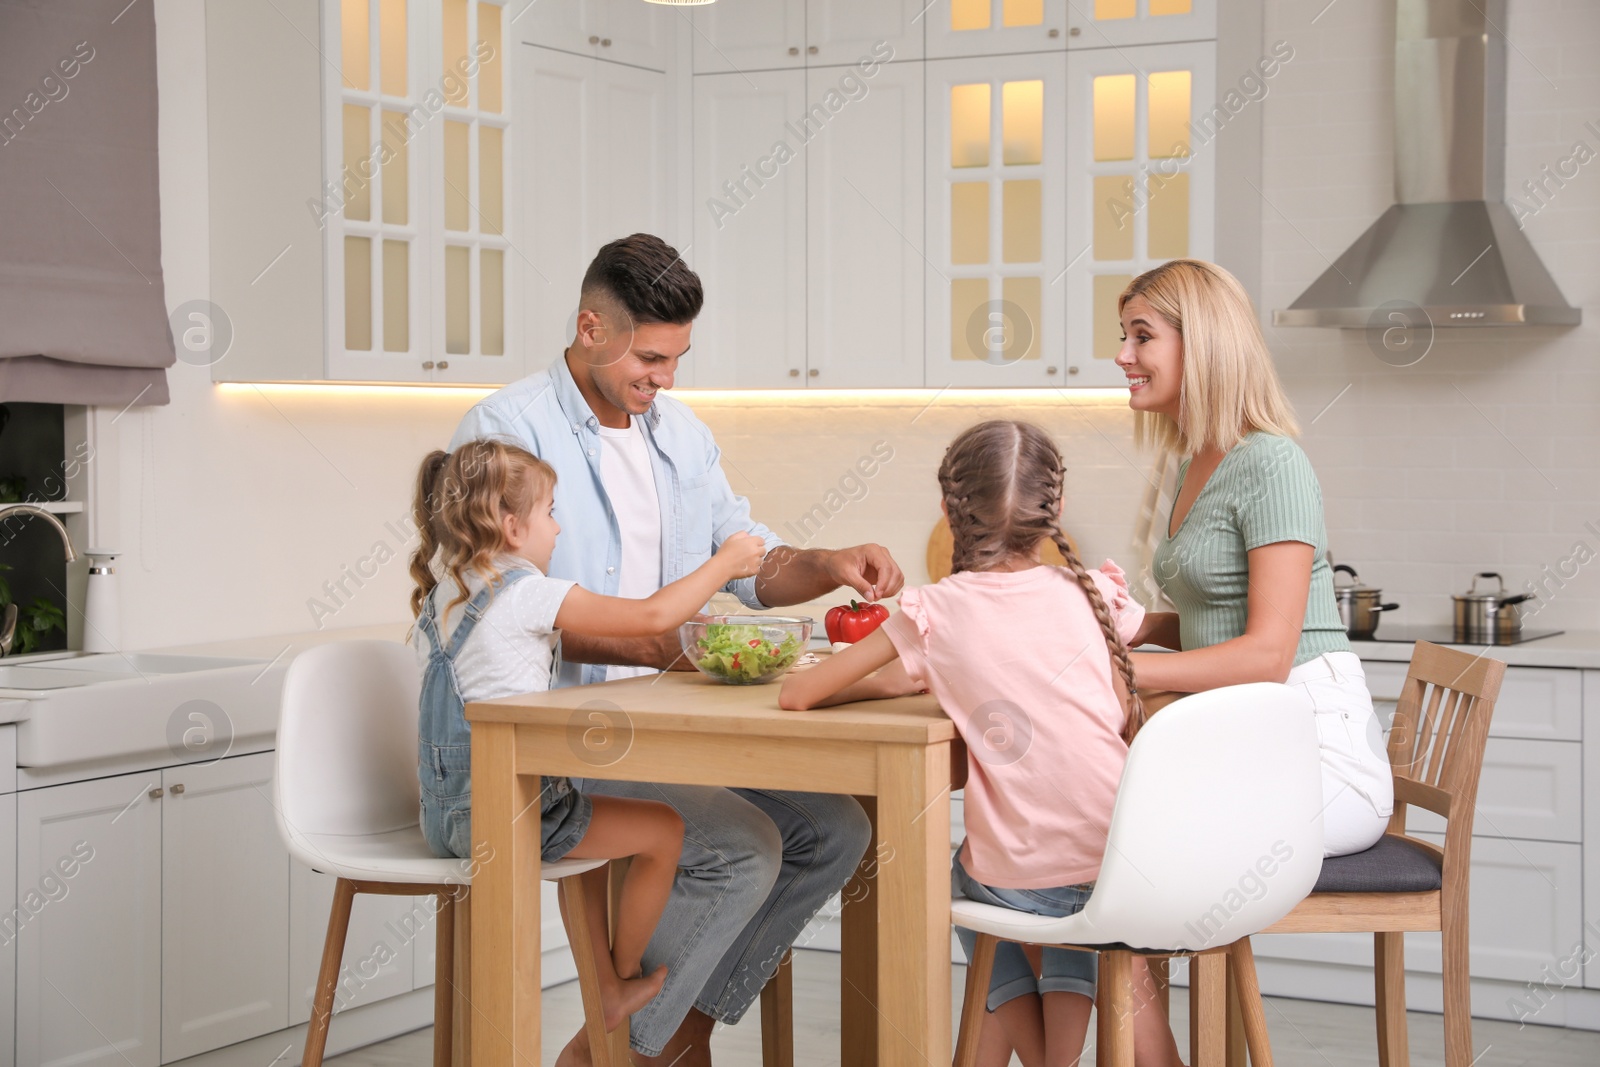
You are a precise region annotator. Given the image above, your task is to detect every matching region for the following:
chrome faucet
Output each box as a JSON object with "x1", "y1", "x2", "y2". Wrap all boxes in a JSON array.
[{"x1": 0, "y1": 504, "x2": 79, "y2": 656}]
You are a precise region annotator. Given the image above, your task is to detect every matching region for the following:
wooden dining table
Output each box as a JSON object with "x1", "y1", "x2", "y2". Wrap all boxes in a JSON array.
[{"x1": 465, "y1": 668, "x2": 960, "y2": 1067}]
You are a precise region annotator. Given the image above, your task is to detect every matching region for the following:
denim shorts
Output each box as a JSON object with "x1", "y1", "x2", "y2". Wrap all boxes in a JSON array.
[
  {"x1": 419, "y1": 738, "x2": 592, "y2": 863},
  {"x1": 952, "y1": 849, "x2": 1099, "y2": 1010}
]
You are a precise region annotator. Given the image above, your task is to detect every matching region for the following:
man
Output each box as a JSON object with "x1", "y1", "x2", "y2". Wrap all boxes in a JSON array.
[{"x1": 450, "y1": 233, "x2": 902, "y2": 1066}]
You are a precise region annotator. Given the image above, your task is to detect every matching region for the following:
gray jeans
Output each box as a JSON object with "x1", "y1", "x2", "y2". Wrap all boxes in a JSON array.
[{"x1": 576, "y1": 779, "x2": 872, "y2": 1057}]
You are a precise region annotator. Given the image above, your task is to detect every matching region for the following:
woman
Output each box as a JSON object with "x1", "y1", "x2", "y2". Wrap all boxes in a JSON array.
[{"x1": 1117, "y1": 259, "x2": 1393, "y2": 857}]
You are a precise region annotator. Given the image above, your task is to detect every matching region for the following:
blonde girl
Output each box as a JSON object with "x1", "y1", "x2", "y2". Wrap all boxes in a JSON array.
[
  {"x1": 1114, "y1": 259, "x2": 1393, "y2": 858},
  {"x1": 408, "y1": 439, "x2": 764, "y2": 1049},
  {"x1": 780, "y1": 421, "x2": 1184, "y2": 1067}
]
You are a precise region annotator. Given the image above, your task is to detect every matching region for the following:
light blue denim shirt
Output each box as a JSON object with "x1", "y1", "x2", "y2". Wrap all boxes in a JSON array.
[{"x1": 450, "y1": 356, "x2": 786, "y2": 688}]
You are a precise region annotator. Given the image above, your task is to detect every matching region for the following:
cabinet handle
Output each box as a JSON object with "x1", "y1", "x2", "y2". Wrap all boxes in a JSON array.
[
  {"x1": 589, "y1": 35, "x2": 600, "y2": 45},
  {"x1": 601, "y1": 38, "x2": 611, "y2": 47},
  {"x1": 789, "y1": 368, "x2": 800, "y2": 377},
  {"x1": 437, "y1": 360, "x2": 449, "y2": 370},
  {"x1": 788, "y1": 46, "x2": 799, "y2": 56},
  {"x1": 423, "y1": 360, "x2": 435, "y2": 370},
  {"x1": 170, "y1": 783, "x2": 185, "y2": 795},
  {"x1": 1069, "y1": 26, "x2": 1081, "y2": 37},
  {"x1": 1047, "y1": 366, "x2": 1059, "y2": 375},
  {"x1": 149, "y1": 788, "x2": 163, "y2": 800},
  {"x1": 1067, "y1": 365, "x2": 1080, "y2": 375},
  {"x1": 1049, "y1": 28, "x2": 1061, "y2": 38},
  {"x1": 807, "y1": 45, "x2": 818, "y2": 55},
  {"x1": 808, "y1": 368, "x2": 819, "y2": 378}
]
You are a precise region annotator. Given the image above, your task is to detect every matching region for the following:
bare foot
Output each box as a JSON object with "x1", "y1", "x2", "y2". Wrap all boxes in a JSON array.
[
  {"x1": 602, "y1": 964, "x2": 669, "y2": 1031},
  {"x1": 555, "y1": 1029, "x2": 593, "y2": 1067}
]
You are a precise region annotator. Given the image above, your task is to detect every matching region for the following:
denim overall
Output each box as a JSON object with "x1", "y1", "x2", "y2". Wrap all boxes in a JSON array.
[{"x1": 415, "y1": 569, "x2": 591, "y2": 860}]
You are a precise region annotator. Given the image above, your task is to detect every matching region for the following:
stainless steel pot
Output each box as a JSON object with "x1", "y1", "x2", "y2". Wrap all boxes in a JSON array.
[
  {"x1": 1332, "y1": 564, "x2": 1400, "y2": 638},
  {"x1": 1453, "y1": 572, "x2": 1534, "y2": 642}
]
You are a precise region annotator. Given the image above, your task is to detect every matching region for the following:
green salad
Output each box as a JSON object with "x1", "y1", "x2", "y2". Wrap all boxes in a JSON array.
[{"x1": 694, "y1": 624, "x2": 803, "y2": 684}]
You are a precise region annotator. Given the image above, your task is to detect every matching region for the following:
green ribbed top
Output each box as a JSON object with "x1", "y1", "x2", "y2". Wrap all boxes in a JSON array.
[{"x1": 1151, "y1": 433, "x2": 1348, "y2": 667}]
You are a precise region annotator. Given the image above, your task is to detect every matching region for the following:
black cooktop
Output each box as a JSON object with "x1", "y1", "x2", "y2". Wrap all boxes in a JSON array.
[{"x1": 1358, "y1": 625, "x2": 1564, "y2": 647}]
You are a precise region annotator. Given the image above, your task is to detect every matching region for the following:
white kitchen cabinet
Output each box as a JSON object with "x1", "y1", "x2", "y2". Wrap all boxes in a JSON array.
[
  {"x1": 1065, "y1": 41, "x2": 1214, "y2": 386},
  {"x1": 692, "y1": 0, "x2": 808, "y2": 74},
  {"x1": 288, "y1": 866, "x2": 418, "y2": 1024},
  {"x1": 924, "y1": 53, "x2": 1067, "y2": 387},
  {"x1": 160, "y1": 753, "x2": 289, "y2": 1062},
  {"x1": 1, "y1": 791, "x2": 16, "y2": 1067},
  {"x1": 694, "y1": 0, "x2": 920, "y2": 74},
  {"x1": 924, "y1": 0, "x2": 1068, "y2": 60},
  {"x1": 806, "y1": 0, "x2": 925, "y2": 64},
  {"x1": 1410, "y1": 833, "x2": 1584, "y2": 986},
  {"x1": 1405, "y1": 737, "x2": 1582, "y2": 843},
  {"x1": 17, "y1": 772, "x2": 163, "y2": 1067},
  {"x1": 518, "y1": 45, "x2": 680, "y2": 376},
  {"x1": 692, "y1": 70, "x2": 810, "y2": 389},
  {"x1": 805, "y1": 61, "x2": 926, "y2": 388},
  {"x1": 1365, "y1": 659, "x2": 1583, "y2": 741},
  {"x1": 517, "y1": 0, "x2": 676, "y2": 71}
]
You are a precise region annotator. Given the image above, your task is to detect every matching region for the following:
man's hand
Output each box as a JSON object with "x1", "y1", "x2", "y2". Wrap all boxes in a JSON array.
[
  {"x1": 560, "y1": 628, "x2": 698, "y2": 671},
  {"x1": 755, "y1": 543, "x2": 906, "y2": 607},
  {"x1": 825, "y1": 543, "x2": 905, "y2": 601}
]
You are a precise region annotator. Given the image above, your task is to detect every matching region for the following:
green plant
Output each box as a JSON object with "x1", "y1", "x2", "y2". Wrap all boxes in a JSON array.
[
  {"x1": 0, "y1": 476, "x2": 25, "y2": 504},
  {"x1": 0, "y1": 564, "x2": 66, "y2": 655}
]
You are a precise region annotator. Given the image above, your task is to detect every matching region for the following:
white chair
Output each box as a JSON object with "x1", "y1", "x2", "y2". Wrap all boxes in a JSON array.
[
  {"x1": 951, "y1": 682, "x2": 1326, "y2": 1067},
  {"x1": 274, "y1": 639, "x2": 621, "y2": 1067}
]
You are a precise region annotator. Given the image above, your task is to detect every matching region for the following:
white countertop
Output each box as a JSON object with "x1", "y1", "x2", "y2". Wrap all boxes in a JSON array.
[
  {"x1": 0, "y1": 622, "x2": 412, "y2": 729},
  {"x1": 1351, "y1": 628, "x2": 1600, "y2": 670}
]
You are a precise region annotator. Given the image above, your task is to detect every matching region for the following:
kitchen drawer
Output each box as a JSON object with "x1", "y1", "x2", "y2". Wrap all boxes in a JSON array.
[
  {"x1": 1256, "y1": 836, "x2": 1583, "y2": 986},
  {"x1": 0, "y1": 724, "x2": 14, "y2": 793},
  {"x1": 1405, "y1": 738, "x2": 1581, "y2": 842},
  {"x1": 1362, "y1": 661, "x2": 1581, "y2": 741}
]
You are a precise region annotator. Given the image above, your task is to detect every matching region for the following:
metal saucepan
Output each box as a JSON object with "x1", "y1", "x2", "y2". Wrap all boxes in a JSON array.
[
  {"x1": 1453, "y1": 572, "x2": 1534, "y2": 642},
  {"x1": 1332, "y1": 564, "x2": 1400, "y2": 639}
]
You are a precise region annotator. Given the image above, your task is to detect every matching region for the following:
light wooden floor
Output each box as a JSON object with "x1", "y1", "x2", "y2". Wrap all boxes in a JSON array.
[{"x1": 328, "y1": 948, "x2": 1600, "y2": 1067}]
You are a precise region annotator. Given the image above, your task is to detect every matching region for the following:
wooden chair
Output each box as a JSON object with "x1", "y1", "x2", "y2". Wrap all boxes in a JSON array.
[{"x1": 1250, "y1": 641, "x2": 1506, "y2": 1067}]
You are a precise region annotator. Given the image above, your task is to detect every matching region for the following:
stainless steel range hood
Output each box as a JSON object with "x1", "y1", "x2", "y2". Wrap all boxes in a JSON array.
[{"x1": 1274, "y1": 0, "x2": 1580, "y2": 328}]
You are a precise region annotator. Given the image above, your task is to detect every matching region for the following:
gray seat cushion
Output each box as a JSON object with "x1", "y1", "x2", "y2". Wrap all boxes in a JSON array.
[{"x1": 1312, "y1": 835, "x2": 1443, "y2": 894}]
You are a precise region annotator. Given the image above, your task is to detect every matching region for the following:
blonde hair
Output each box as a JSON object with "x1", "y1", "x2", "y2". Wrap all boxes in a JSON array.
[
  {"x1": 1119, "y1": 259, "x2": 1299, "y2": 456},
  {"x1": 938, "y1": 420, "x2": 1146, "y2": 743},
  {"x1": 408, "y1": 440, "x2": 557, "y2": 620}
]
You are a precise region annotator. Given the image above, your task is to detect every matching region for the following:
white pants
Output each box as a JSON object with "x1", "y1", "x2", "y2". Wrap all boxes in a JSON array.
[{"x1": 1285, "y1": 652, "x2": 1394, "y2": 858}]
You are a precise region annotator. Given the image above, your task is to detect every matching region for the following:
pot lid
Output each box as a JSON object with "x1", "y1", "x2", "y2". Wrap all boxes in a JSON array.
[
  {"x1": 1454, "y1": 571, "x2": 1534, "y2": 603},
  {"x1": 1332, "y1": 564, "x2": 1381, "y2": 594}
]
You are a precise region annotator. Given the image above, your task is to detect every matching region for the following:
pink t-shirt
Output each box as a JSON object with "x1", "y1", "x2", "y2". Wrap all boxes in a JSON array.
[{"x1": 882, "y1": 560, "x2": 1145, "y2": 890}]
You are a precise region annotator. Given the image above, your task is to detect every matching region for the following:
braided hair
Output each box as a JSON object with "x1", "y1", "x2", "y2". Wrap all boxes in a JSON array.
[{"x1": 938, "y1": 420, "x2": 1147, "y2": 743}]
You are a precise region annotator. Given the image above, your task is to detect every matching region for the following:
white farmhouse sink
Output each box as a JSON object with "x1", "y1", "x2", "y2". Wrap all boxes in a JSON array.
[{"x1": 1, "y1": 650, "x2": 279, "y2": 769}]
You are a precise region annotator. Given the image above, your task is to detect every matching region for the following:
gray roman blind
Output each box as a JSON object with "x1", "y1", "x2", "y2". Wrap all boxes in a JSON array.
[{"x1": 0, "y1": 0, "x2": 174, "y2": 406}]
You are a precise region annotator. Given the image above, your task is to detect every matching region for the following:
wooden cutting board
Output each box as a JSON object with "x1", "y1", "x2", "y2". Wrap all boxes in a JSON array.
[{"x1": 926, "y1": 518, "x2": 1078, "y2": 582}]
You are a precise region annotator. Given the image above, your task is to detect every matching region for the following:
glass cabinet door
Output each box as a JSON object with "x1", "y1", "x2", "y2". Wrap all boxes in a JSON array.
[
  {"x1": 324, "y1": 0, "x2": 518, "y2": 384},
  {"x1": 429, "y1": 0, "x2": 516, "y2": 384},
  {"x1": 924, "y1": 54, "x2": 1067, "y2": 387},
  {"x1": 925, "y1": 0, "x2": 1068, "y2": 60},
  {"x1": 1064, "y1": 0, "x2": 1217, "y2": 49},
  {"x1": 327, "y1": 0, "x2": 425, "y2": 381},
  {"x1": 1065, "y1": 41, "x2": 1214, "y2": 385}
]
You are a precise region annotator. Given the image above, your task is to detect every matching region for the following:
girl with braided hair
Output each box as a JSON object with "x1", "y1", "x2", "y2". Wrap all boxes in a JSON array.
[{"x1": 781, "y1": 420, "x2": 1183, "y2": 1067}]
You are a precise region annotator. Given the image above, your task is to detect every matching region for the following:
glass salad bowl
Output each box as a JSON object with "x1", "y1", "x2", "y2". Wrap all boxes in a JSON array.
[{"x1": 679, "y1": 615, "x2": 814, "y2": 685}]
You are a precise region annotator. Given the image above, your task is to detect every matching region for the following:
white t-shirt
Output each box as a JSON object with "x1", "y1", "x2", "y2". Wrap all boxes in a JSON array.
[
  {"x1": 597, "y1": 419, "x2": 663, "y2": 682},
  {"x1": 411, "y1": 557, "x2": 577, "y2": 703}
]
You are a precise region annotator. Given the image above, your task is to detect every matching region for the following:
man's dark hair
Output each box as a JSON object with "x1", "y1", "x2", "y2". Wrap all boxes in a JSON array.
[{"x1": 580, "y1": 233, "x2": 703, "y2": 326}]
